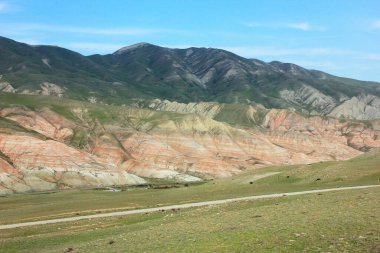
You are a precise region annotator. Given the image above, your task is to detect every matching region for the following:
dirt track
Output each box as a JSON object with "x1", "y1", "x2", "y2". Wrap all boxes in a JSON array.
[{"x1": 1, "y1": 184, "x2": 379, "y2": 230}]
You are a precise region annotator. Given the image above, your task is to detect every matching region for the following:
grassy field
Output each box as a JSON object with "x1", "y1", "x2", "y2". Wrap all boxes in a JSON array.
[{"x1": 0, "y1": 187, "x2": 379, "y2": 253}]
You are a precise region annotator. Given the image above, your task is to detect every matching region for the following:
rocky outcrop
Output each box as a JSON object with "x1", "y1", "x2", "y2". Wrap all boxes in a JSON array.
[
  {"x1": 263, "y1": 109, "x2": 380, "y2": 151},
  {"x1": 40, "y1": 82, "x2": 65, "y2": 97},
  {"x1": 279, "y1": 84, "x2": 337, "y2": 114},
  {"x1": 136, "y1": 99, "x2": 266, "y2": 127},
  {"x1": 19, "y1": 83, "x2": 65, "y2": 97},
  {"x1": 329, "y1": 94, "x2": 380, "y2": 120},
  {"x1": 147, "y1": 99, "x2": 222, "y2": 118},
  {"x1": 0, "y1": 107, "x2": 75, "y2": 141},
  {"x1": 0, "y1": 82, "x2": 15, "y2": 93},
  {"x1": 0, "y1": 75, "x2": 16, "y2": 93},
  {"x1": 0, "y1": 132, "x2": 146, "y2": 195}
]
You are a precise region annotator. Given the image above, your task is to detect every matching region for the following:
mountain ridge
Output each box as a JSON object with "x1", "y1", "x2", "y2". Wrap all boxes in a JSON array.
[{"x1": 1, "y1": 36, "x2": 380, "y2": 120}]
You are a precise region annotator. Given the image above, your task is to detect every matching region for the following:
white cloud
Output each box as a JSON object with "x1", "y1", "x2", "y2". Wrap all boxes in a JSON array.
[
  {"x1": 0, "y1": 1, "x2": 9, "y2": 12},
  {"x1": 373, "y1": 20, "x2": 380, "y2": 29},
  {"x1": 287, "y1": 22, "x2": 310, "y2": 31},
  {"x1": 161, "y1": 44, "x2": 197, "y2": 49},
  {"x1": 286, "y1": 60, "x2": 340, "y2": 69},
  {"x1": 242, "y1": 21, "x2": 318, "y2": 31},
  {"x1": 359, "y1": 53, "x2": 380, "y2": 61},
  {"x1": 242, "y1": 22, "x2": 262, "y2": 28},
  {"x1": 0, "y1": 23, "x2": 182, "y2": 36},
  {"x1": 68, "y1": 42, "x2": 125, "y2": 52},
  {"x1": 221, "y1": 46, "x2": 353, "y2": 57},
  {"x1": 14, "y1": 38, "x2": 41, "y2": 45}
]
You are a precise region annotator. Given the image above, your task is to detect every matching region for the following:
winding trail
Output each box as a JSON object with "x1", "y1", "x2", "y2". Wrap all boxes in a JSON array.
[{"x1": 1, "y1": 184, "x2": 379, "y2": 230}]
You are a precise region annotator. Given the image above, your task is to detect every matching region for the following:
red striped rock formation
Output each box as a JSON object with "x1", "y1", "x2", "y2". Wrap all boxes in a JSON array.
[
  {"x1": 0, "y1": 133, "x2": 146, "y2": 194},
  {"x1": 263, "y1": 109, "x2": 380, "y2": 150},
  {"x1": 1, "y1": 105, "x2": 380, "y2": 194}
]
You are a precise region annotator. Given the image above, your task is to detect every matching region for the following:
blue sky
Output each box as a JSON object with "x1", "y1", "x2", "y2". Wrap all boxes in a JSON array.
[{"x1": 1, "y1": 0, "x2": 380, "y2": 81}]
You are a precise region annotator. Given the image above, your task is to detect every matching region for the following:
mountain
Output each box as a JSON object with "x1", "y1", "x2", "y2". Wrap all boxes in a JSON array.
[
  {"x1": 1, "y1": 36, "x2": 380, "y2": 120},
  {"x1": 1, "y1": 36, "x2": 380, "y2": 194}
]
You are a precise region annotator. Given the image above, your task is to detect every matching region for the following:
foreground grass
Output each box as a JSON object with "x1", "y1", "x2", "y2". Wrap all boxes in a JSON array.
[
  {"x1": 0, "y1": 148, "x2": 378, "y2": 252},
  {"x1": 0, "y1": 187, "x2": 379, "y2": 253},
  {"x1": 0, "y1": 148, "x2": 379, "y2": 225}
]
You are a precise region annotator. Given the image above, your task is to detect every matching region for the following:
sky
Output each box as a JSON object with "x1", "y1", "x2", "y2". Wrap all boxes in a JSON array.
[{"x1": 0, "y1": 0, "x2": 380, "y2": 82}]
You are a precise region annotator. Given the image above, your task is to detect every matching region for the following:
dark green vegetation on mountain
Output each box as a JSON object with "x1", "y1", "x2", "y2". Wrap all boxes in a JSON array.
[{"x1": 1, "y1": 36, "x2": 380, "y2": 119}]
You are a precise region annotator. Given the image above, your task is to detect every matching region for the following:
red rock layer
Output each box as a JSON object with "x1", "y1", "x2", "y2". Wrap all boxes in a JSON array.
[
  {"x1": 0, "y1": 107, "x2": 74, "y2": 140},
  {"x1": 1, "y1": 106, "x2": 380, "y2": 194},
  {"x1": 263, "y1": 109, "x2": 380, "y2": 150},
  {"x1": 0, "y1": 133, "x2": 146, "y2": 194}
]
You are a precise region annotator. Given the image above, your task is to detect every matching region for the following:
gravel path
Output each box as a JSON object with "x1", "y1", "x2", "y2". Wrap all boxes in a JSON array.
[{"x1": 1, "y1": 184, "x2": 379, "y2": 230}]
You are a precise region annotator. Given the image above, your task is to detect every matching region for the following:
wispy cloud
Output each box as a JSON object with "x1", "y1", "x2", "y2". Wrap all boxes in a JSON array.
[
  {"x1": 221, "y1": 46, "x2": 353, "y2": 57},
  {"x1": 373, "y1": 20, "x2": 380, "y2": 29},
  {"x1": 285, "y1": 60, "x2": 341, "y2": 70},
  {"x1": 287, "y1": 22, "x2": 310, "y2": 31},
  {"x1": 359, "y1": 53, "x2": 380, "y2": 61},
  {"x1": 67, "y1": 42, "x2": 125, "y2": 52},
  {"x1": 0, "y1": 23, "x2": 184, "y2": 36},
  {"x1": 14, "y1": 38, "x2": 41, "y2": 45},
  {"x1": 0, "y1": 1, "x2": 10, "y2": 12},
  {"x1": 242, "y1": 21, "x2": 319, "y2": 31}
]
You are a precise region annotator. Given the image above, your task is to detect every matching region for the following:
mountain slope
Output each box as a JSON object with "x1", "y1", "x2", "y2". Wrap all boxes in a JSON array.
[
  {"x1": 1, "y1": 36, "x2": 380, "y2": 119},
  {"x1": 1, "y1": 93, "x2": 380, "y2": 194}
]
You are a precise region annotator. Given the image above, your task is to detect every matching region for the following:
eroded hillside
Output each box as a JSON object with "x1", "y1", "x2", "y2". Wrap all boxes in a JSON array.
[{"x1": 1, "y1": 93, "x2": 379, "y2": 194}]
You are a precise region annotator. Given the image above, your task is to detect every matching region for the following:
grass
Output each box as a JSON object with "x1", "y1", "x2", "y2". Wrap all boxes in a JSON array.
[
  {"x1": 0, "y1": 187, "x2": 379, "y2": 253},
  {"x1": 69, "y1": 129, "x2": 89, "y2": 148}
]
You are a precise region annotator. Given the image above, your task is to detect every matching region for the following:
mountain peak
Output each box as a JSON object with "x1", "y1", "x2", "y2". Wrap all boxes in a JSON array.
[{"x1": 113, "y1": 42, "x2": 156, "y2": 54}]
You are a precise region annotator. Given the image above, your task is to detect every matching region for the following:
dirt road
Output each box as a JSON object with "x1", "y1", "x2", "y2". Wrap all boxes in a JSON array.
[{"x1": 1, "y1": 184, "x2": 379, "y2": 230}]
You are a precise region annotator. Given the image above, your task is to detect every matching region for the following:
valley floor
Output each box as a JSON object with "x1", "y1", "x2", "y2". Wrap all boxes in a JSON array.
[
  {"x1": 1, "y1": 185, "x2": 379, "y2": 230},
  {"x1": 0, "y1": 187, "x2": 379, "y2": 253}
]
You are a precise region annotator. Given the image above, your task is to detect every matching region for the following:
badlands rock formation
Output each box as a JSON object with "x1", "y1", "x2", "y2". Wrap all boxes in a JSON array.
[
  {"x1": 0, "y1": 133, "x2": 145, "y2": 194},
  {"x1": 279, "y1": 84, "x2": 337, "y2": 114},
  {"x1": 262, "y1": 109, "x2": 380, "y2": 151},
  {"x1": 146, "y1": 99, "x2": 222, "y2": 118},
  {"x1": 0, "y1": 75, "x2": 15, "y2": 93},
  {"x1": 1, "y1": 101, "x2": 380, "y2": 194},
  {"x1": 329, "y1": 94, "x2": 380, "y2": 120}
]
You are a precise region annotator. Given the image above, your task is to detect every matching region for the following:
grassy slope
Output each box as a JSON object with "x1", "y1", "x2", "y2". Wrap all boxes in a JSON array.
[{"x1": 0, "y1": 187, "x2": 379, "y2": 253}]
